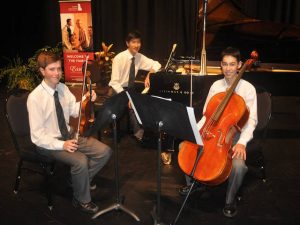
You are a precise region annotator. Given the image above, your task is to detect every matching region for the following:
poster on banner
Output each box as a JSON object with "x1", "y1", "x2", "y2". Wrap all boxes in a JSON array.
[{"x1": 59, "y1": 0, "x2": 94, "y2": 83}]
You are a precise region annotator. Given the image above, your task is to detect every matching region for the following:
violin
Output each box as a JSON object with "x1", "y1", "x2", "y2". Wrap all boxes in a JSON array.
[
  {"x1": 79, "y1": 73, "x2": 95, "y2": 135},
  {"x1": 178, "y1": 51, "x2": 259, "y2": 186},
  {"x1": 75, "y1": 56, "x2": 95, "y2": 140}
]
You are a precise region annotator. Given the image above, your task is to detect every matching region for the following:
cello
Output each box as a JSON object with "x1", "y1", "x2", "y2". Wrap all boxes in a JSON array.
[
  {"x1": 75, "y1": 56, "x2": 95, "y2": 140},
  {"x1": 178, "y1": 51, "x2": 258, "y2": 186}
]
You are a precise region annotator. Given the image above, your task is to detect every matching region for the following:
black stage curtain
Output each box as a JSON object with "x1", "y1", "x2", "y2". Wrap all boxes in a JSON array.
[
  {"x1": 92, "y1": 0, "x2": 198, "y2": 64},
  {"x1": 1, "y1": 1, "x2": 61, "y2": 68},
  {"x1": 242, "y1": 0, "x2": 300, "y2": 25}
]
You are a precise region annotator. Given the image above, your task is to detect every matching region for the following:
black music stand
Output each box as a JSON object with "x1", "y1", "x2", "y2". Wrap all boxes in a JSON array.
[
  {"x1": 91, "y1": 94, "x2": 140, "y2": 221},
  {"x1": 84, "y1": 91, "x2": 128, "y2": 137},
  {"x1": 126, "y1": 90, "x2": 202, "y2": 225}
]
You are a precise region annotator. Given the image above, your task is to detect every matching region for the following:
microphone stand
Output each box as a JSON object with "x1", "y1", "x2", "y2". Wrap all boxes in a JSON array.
[
  {"x1": 199, "y1": 0, "x2": 208, "y2": 75},
  {"x1": 189, "y1": 57, "x2": 196, "y2": 107},
  {"x1": 164, "y1": 44, "x2": 177, "y2": 72},
  {"x1": 193, "y1": 0, "x2": 200, "y2": 58}
]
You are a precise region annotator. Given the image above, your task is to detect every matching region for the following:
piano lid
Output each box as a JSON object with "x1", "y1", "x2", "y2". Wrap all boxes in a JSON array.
[{"x1": 197, "y1": 0, "x2": 300, "y2": 64}]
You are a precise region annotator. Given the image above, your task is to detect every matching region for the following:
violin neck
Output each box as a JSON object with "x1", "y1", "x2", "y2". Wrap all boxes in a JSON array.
[{"x1": 77, "y1": 57, "x2": 89, "y2": 135}]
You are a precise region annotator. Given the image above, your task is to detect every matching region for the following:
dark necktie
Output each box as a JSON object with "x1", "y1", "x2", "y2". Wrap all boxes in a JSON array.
[
  {"x1": 67, "y1": 26, "x2": 71, "y2": 39},
  {"x1": 128, "y1": 56, "x2": 135, "y2": 88},
  {"x1": 54, "y1": 91, "x2": 70, "y2": 140}
]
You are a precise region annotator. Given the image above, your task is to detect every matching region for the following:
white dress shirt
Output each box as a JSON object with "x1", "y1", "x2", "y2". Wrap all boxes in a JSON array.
[
  {"x1": 27, "y1": 80, "x2": 80, "y2": 150},
  {"x1": 109, "y1": 49, "x2": 161, "y2": 93},
  {"x1": 197, "y1": 78, "x2": 257, "y2": 146}
]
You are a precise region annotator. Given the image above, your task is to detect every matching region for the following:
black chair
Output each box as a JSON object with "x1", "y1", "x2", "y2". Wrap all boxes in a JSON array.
[
  {"x1": 5, "y1": 89, "x2": 55, "y2": 210},
  {"x1": 245, "y1": 87, "x2": 272, "y2": 182},
  {"x1": 237, "y1": 87, "x2": 272, "y2": 201}
]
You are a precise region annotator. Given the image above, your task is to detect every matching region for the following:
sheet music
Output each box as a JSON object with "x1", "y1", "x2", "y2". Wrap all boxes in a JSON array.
[
  {"x1": 141, "y1": 87, "x2": 149, "y2": 94},
  {"x1": 127, "y1": 90, "x2": 203, "y2": 145},
  {"x1": 186, "y1": 107, "x2": 203, "y2": 145},
  {"x1": 126, "y1": 91, "x2": 143, "y2": 125}
]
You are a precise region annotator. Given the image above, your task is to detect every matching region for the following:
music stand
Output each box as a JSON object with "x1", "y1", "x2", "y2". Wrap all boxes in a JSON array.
[
  {"x1": 91, "y1": 93, "x2": 140, "y2": 222},
  {"x1": 126, "y1": 90, "x2": 202, "y2": 225}
]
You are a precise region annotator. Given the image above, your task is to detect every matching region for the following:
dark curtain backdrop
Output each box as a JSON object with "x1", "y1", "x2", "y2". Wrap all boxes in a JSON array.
[
  {"x1": 1, "y1": 0, "x2": 300, "y2": 68},
  {"x1": 242, "y1": 0, "x2": 300, "y2": 25},
  {"x1": 92, "y1": 0, "x2": 197, "y2": 64},
  {"x1": 1, "y1": 1, "x2": 61, "y2": 68}
]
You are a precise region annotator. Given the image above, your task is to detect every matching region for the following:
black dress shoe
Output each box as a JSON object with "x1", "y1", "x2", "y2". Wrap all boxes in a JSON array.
[
  {"x1": 134, "y1": 136, "x2": 143, "y2": 143},
  {"x1": 72, "y1": 198, "x2": 99, "y2": 214},
  {"x1": 179, "y1": 184, "x2": 192, "y2": 196},
  {"x1": 223, "y1": 202, "x2": 237, "y2": 218},
  {"x1": 179, "y1": 183, "x2": 206, "y2": 196},
  {"x1": 132, "y1": 135, "x2": 146, "y2": 147},
  {"x1": 90, "y1": 180, "x2": 97, "y2": 191}
]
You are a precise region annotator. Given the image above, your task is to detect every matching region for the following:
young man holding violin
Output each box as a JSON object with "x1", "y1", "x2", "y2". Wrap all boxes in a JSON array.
[
  {"x1": 179, "y1": 47, "x2": 257, "y2": 218},
  {"x1": 27, "y1": 51, "x2": 112, "y2": 214}
]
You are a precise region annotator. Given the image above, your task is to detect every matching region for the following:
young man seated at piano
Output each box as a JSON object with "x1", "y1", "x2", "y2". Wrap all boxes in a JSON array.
[
  {"x1": 179, "y1": 47, "x2": 257, "y2": 218},
  {"x1": 108, "y1": 30, "x2": 161, "y2": 144}
]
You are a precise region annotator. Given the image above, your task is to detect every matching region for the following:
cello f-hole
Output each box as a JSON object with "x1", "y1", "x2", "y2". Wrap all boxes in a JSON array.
[{"x1": 217, "y1": 130, "x2": 223, "y2": 147}]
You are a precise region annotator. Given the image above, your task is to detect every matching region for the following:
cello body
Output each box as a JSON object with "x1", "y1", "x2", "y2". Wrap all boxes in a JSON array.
[{"x1": 178, "y1": 92, "x2": 249, "y2": 185}]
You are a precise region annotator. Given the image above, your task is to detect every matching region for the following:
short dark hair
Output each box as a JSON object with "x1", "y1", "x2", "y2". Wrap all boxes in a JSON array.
[
  {"x1": 37, "y1": 51, "x2": 61, "y2": 69},
  {"x1": 221, "y1": 47, "x2": 241, "y2": 62},
  {"x1": 126, "y1": 30, "x2": 141, "y2": 43},
  {"x1": 67, "y1": 18, "x2": 71, "y2": 23}
]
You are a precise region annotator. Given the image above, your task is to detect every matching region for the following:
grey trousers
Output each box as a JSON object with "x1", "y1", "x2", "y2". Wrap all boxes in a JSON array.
[
  {"x1": 185, "y1": 158, "x2": 247, "y2": 204},
  {"x1": 225, "y1": 158, "x2": 248, "y2": 204},
  {"x1": 37, "y1": 137, "x2": 112, "y2": 203}
]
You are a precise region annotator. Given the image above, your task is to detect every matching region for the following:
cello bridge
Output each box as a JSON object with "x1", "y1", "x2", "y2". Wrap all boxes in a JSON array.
[{"x1": 203, "y1": 131, "x2": 215, "y2": 139}]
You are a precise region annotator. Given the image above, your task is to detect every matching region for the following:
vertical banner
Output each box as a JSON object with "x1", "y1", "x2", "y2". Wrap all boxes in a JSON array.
[{"x1": 59, "y1": 0, "x2": 94, "y2": 83}]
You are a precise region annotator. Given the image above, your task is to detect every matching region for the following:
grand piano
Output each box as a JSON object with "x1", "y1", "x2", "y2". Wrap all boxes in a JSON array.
[{"x1": 148, "y1": 0, "x2": 300, "y2": 120}]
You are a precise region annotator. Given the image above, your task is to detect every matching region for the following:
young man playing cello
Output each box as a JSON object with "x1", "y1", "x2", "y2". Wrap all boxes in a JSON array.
[
  {"x1": 27, "y1": 51, "x2": 112, "y2": 214},
  {"x1": 179, "y1": 47, "x2": 257, "y2": 217}
]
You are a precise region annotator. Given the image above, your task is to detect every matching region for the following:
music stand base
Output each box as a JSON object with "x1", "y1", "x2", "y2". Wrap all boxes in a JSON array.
[
  {"x1": 151, "y1": 205, "x2": 167, "y2": 225},
  {"x1": 92, "y1": 203, "x2": 140, "y2": 221},
  {"x1": 92, "y1": 115, "x2": 140, "y2": 222}
]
